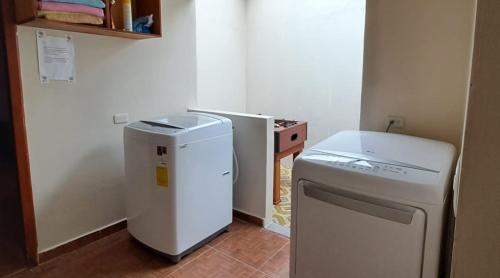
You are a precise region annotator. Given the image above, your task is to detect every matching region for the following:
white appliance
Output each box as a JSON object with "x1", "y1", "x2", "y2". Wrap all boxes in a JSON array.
[
  {"x1": 124, "y1": 112, "x2": 233, "y2": 262},
  {"x1": 291, "y1": 131, "x2": 455, "y2": 278}
]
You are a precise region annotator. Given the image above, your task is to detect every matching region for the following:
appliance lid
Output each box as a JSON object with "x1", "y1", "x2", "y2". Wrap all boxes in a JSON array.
[
  {"x1": 141, "y1": 113, "x2": 221, "y2": 130},
  {"x1": 294, "y1": 131, "x2": 456, "y2": 205},
  {"x1": 126, "y1": 112, "x2": 227, "y2": 139},
  {"x1": 311, "y1": 130, "x2": 455, "y2": 174}
]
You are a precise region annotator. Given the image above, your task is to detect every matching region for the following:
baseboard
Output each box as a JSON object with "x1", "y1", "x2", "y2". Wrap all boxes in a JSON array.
[
  {"x1": 38, "y1": 220, "x2": 127, "y2": 263},
  {"x1": 233, "y1": 210, "x2": 264, "y2": 227}
]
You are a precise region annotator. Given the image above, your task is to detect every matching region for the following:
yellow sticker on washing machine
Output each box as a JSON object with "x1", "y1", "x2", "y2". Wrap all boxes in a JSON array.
[{"x1": 156, "y1": 165, "x2": 168, "y2": 187}]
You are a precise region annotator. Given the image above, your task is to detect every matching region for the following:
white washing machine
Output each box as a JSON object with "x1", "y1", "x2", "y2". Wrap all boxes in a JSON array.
[
  {"x1": 124, "y1": 112, "x2": 233, "y2": 262},
  {"x1": 291, "y1": 131, "x2": 455, "y2": 278}
]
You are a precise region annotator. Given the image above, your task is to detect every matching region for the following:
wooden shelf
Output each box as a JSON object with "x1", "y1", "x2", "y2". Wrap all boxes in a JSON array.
[
  {"x1": 24, "y1": 18, "x2": 161, "y2": 40},
  {"x1": 14, "y1": 0, "x2": 162, "y2": 40}
]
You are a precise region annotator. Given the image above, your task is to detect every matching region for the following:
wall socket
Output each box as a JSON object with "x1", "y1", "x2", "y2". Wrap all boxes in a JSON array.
[
  {"x1": 113, "y1": 113, "x2": 129, "y2": 124},
  {"x1": 385, "y1": 116, "x2": 405, "y2": 128}
]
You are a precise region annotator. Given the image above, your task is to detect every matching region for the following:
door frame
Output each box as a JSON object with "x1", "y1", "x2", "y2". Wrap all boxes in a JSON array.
[{"x1": 1, "y1": 0, "x2": 38, "y2": 266}]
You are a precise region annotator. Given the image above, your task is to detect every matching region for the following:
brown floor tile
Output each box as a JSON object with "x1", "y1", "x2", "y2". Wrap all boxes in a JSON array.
[
  {"x1": 207, "y1": 230, "x2": 231, "y2": 248},
  {"x1": 214, "y1": 225, "x2": 288, "y2": 269},
  {"x1": 249, "y1": 271, "x2": 272, "y2": 278},
  {"x1": 11, "y1": 231, "x2": 177, "y2": 278},
  {"x1": 168, "y1": 249, "x2": 257, "y2": 278},
  {"x1": 208, "y1": 219, "x2": 257, "y2": 248},
  {"x1": 10, "y1": 220, "x2": 290, "y2": 278},
  {"x1": 260, "y1": 243, "x2": 290, "y2": 278},
  {"x1": 147, "y1": 244, "x2": 212, "y2": 278}
]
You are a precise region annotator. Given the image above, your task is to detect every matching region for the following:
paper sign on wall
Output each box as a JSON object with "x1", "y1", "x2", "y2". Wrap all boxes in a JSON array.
[{"x1": 36, "y1": 31, "x2": 75, "y2": 84}]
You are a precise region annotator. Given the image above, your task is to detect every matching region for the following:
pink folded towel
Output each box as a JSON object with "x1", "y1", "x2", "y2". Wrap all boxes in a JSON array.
[{"x1": 38, "y1": 2, "x2": 104, "y2": 18}]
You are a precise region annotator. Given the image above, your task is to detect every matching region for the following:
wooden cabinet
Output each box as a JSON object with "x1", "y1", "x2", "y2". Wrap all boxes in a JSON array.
[{"x1": 14, "y1": 0, "x2": 162, "y2": 39}]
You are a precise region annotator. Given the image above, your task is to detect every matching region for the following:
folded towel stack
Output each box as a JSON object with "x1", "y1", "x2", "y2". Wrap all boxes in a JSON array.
[{"x1": 38, "y1": 0, "x2": 106, "y2": 25}]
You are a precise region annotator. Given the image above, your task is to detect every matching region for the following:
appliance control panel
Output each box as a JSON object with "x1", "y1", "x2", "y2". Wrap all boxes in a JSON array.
[
  {"x1": 310, "y1": 155, "x2": 407, "y2": 173},
  {"x1": 333, "y1": 161, "x2": 408, "y2": 174},
  {"x1": 301, "y1": 152, "x2": 439, "y2": 184}
]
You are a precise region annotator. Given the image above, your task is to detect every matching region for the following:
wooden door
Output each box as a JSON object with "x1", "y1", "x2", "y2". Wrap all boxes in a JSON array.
[
  {"x1": 0, "y1": 0, "x2": 28, "y2": 275},
  {"x1": 1, "y1": 0, "x2": 38, "y2": 268}
]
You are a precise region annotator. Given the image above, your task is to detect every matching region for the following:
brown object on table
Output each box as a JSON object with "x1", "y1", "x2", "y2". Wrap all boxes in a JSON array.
[{"x1": 274, "y1": 119, "x2": 307, "y2": 205}]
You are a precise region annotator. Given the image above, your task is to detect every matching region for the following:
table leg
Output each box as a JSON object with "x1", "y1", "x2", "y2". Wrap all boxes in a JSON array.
[
  {"x1": 273, "y1": 157, "x2": 281, "y2": 205},
  {"x1": 293, "y1": 149, "x2": 303, "y2": 160}
]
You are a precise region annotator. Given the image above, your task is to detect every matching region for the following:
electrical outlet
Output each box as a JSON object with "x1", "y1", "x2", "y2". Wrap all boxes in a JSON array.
[
  {"x1": 113, "y1": 113, "x2": 129, "y2": 124},
  {"x1": 385, "y1": 116, "x2": 405, "y2": 128}
]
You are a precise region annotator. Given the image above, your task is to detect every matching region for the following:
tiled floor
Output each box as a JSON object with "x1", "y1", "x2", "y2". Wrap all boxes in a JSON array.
[
  {"x1": 10, "y1": 219, "x2": 290, "y2": 278},
  {"x1": 272, "y1": 167, "x2": 292, "y2": 228}
]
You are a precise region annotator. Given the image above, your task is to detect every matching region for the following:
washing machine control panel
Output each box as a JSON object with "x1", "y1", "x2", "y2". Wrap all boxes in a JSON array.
[
  {"x1": 304, "y1": 155, "x2": 408, "y2": 175},
  {"x1": 302, "y1": 149, "x2": 440, "y2": 184},
  {"x1": 331, "y1": 160, "x2": 408, "y2": 175}
]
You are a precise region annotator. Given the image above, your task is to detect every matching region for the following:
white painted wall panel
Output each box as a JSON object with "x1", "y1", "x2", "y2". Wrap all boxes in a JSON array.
[
  {"x1": 246, "y1": 0, "x2": 366, "y2": 146},
  {"x1": 18, "y1": 0, "x2": 198, "y2": 251},
  {"x1": 195, "y1": 0, "x2": 247, "y2": 113},
  {"x1": 189, "y1": 108, "x2": 274, "y2": 224}
]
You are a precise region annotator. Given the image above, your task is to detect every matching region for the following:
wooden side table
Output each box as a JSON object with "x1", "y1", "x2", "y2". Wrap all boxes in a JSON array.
[
  {"x1": 273, "y1": 120, "x2": 307, "y2": 205},
  {"x1": 274, "y1": 143, "x2": 304, "y2": 204}
]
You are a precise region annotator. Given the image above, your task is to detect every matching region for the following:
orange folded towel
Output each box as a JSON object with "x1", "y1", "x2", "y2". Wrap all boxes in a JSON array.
[{"x1": 38, "y1": 10, "x2": 104, "y2": 25}]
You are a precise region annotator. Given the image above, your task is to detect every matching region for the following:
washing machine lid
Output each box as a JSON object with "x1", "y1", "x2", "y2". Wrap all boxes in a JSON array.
[
  {"x1": 311, "y1": 131, "x2": 455, "y2": 174},
  {"x1": 295, "y1": 131, "x2": 456, "y2": 205},
  {"x1": 127, "y1": 112, "x2": 231, "y2": 143},
  {"x1": 142, "y1": 113, "x2": 220, "y2": 130}
]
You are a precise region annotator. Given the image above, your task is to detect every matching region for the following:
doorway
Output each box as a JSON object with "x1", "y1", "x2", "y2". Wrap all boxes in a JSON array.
[{"x1": 0, "y1": 0, "x2": 28, "y2": 275}]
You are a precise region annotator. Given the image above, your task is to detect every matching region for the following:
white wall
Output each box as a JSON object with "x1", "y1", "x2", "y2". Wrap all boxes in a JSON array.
[
  {"x1": 195, "y1": 0, "x2": 247, "y2": 113},
  {"x1": 361, "y1": 0, "x2": 477, "y2": 148},
  {"x1": 189, "y1": 108, "x2": 274, "y2": 225},
  {"x1": 18, "y1": 0, "x2": 197, "y2": 252},
  {"x1": 246, "y1": 0, "x2": 366, "y2": 146}
]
